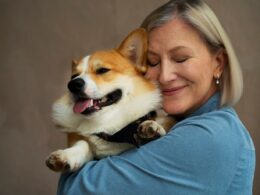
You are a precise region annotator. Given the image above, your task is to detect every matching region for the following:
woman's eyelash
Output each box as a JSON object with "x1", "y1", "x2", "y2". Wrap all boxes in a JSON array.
[
  {"x1": 175, "y1": 58, "x2": 188, "y2": 63},
  {"x1": 147, "y1": 61, "x2": 160, "y2": 67},
  {"x1": 147, "y1": 56, "x2": 189, "y2": 66}
]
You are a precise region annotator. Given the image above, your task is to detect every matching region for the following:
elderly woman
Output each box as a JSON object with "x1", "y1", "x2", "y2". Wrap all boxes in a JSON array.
[{"x1": 58, "y1": 0, "x2": 255, "y2": 194}]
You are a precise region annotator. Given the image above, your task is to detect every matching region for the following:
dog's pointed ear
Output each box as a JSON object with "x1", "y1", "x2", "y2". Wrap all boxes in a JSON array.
[
  {"x1": 117, "y1": 28, "x2": 148, "y2": 74},
  {"x1": 71, "y1": 60, "x2": 79, "y2": 71}
]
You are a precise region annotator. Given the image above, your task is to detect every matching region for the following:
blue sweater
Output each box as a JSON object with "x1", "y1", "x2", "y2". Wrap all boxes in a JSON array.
[{"x1": 57, "y1": 94, "x2": 255, "y2": 195}]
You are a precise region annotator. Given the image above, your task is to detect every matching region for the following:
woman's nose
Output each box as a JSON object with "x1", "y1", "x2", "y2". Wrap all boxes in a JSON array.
[{"x1": 159, "y1": 61, "x2": 177, "y2": 84}]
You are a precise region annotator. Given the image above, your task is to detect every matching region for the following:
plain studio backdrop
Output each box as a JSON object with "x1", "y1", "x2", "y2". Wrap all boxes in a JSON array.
[{"x1": 0, "y1": 0, "x2": 259, "y2": 194}]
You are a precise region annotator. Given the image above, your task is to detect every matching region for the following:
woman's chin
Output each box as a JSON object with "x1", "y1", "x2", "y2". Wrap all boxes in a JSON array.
[{"x1": 162, "y1": 102, "x2": 187, "y2": 116}]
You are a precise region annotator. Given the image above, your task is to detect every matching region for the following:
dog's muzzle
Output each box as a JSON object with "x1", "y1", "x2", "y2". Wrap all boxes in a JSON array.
[{"x1": 67, "y1": 78, "x2": 123, "y2": 115}]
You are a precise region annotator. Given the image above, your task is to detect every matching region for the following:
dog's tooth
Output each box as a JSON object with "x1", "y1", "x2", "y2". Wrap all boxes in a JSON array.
[
  {"x1": 93, "y1": 100, "x2": 101, "y2": 110},
  {"x1": 94, "y1": 105, "x2": 101, "y2": 110},
  {"x1": 89, "y1": 99, "x2": 93, "y2": 107},
  {"x1": 101, "y1": 97, "x2": 108, "y2": 103}
]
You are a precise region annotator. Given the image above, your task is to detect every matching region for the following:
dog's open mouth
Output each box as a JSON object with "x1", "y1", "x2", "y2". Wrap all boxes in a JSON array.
[{"x1": 73, "y1": 89, "x2": 122, "y2": 115}]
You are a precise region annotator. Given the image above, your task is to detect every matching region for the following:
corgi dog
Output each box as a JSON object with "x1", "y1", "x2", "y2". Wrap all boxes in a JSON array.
[{"x1": 46, "y1": 28, "x2": 175, "y2": 172}]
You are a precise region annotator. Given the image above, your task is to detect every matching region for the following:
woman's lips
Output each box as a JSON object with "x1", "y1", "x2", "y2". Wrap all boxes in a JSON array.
[{"x1": 162, "y1": 85, "x2": 187, "y2": 96}]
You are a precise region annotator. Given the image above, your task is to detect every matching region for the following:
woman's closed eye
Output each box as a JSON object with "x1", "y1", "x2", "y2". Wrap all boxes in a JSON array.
[
  {"x1": 172, "y1": 54, "x2": 190, "y2": 64},
  {"x1": 147, "y1": 60, "x2": 160, "y2": 67},
  {"x1": 175, "y1": 57, "x2": 188, "y2": 63},
  {"x1": 170, "y1": 47, "x2": 192, "y2": 64}
]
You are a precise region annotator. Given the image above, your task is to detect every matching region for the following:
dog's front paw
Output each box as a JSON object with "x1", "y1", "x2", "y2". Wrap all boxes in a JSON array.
[
  {"x1": 134, "y1": 120, "x2": 166, "y2": 146},
  {"x1": 46, "y1": 150, "x2": 71, "y2": 172},
  {"x1": 46, "y1": 149, "x2": 85, "y2": 172}
]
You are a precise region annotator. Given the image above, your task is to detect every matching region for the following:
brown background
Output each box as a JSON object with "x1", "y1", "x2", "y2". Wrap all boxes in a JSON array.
[{"x1": 0, "y1": 0, "x2": 259, "y2": 194}]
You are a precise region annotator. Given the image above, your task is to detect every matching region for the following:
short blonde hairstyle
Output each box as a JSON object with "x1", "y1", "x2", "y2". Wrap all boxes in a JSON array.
[{"x1": 141, "y1": 0, "x2": 243, "y2": 107}]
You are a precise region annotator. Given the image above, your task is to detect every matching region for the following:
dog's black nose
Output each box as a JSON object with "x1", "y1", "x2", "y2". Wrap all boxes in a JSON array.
[{"x1": 67, "y1": 78, "x2": 85, "y2": 93}]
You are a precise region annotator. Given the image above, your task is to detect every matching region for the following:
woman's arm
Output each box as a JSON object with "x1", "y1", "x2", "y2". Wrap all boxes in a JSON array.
[{"x1": 57, "y1": 115, "x2": 252, "y2": 195}]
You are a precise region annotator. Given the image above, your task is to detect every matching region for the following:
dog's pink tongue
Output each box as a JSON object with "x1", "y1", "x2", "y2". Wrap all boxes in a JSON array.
[{"x1": 73, "y1": 100, "x2": 91, "y2": 113}]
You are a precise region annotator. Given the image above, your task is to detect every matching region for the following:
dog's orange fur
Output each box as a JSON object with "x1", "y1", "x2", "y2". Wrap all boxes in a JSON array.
[{"x1": 46, "y1": 28, "x2": 175, "y2": 172}]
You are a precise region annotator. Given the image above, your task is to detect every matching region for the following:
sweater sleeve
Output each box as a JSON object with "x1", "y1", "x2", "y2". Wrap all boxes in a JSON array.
[{"x1": 57, "y1": 113, "x2": 254, "y2": 195}]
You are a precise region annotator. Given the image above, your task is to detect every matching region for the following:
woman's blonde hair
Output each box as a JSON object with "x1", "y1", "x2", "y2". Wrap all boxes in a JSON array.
[{"x1": 141, "y1": 0, "x2": 243, "y2": 106}]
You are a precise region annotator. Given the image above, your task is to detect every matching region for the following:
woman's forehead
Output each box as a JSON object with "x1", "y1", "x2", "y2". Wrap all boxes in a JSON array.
[{"x1": 147, "y1": 19, "x2": 207, "y2": 54}]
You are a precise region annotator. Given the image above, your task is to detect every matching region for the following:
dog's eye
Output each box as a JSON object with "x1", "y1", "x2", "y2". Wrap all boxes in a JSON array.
[
  {"x1": 71, "y1": 74, "x2": 79, "y2": 79},
  {"x1": 96, "y1": 67, "x2": 110, "y2": 75}
]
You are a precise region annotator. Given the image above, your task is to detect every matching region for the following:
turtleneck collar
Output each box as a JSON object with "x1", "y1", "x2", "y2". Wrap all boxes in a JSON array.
[
  {"x1": 188, "y1": 93, "x2": 221, "y2": 118},
  {"x1": 173, "y1": 93, "x2": 221, "y2": 122}
]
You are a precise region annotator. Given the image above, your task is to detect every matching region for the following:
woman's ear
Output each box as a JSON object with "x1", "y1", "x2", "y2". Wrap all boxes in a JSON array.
[
  {"x1": 117, "y1": 28, "x2": 148, "y2": 74},
  {"x1": 214, "y1": 48, "x2": 227, "y2": 78}
]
